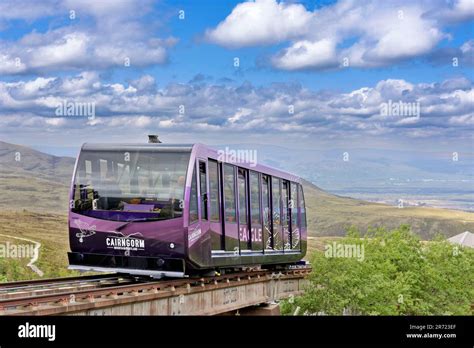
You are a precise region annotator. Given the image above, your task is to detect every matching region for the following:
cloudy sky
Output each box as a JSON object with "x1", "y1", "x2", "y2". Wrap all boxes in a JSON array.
[{"x1": 0, "y1": 0, "x2": 473, "y2": 157}]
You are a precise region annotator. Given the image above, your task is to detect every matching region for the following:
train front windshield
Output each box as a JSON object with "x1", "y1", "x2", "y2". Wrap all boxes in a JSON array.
[{"x1": 72, "y1": 149, "x2": 190, "y2": 221}]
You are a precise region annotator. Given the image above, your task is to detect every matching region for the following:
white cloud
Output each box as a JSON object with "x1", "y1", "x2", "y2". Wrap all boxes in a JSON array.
[
  {"x1": 0, "y1": 73, "x2": 472, "y2": 142},
  {"x1": 364, "y1": 7, "x2": 446, "y2": 62},
  {"x1": 0, "y1": 0, "x2": 173, "y2": 74},
  {"x1": 29, "y1": 32, "x2": 89, "y2": 69},
  {"x1": 272, "y1": 39, "x2": 337, "y2": 70},
  {"x1": 130, "y1": 75, "x2": 156, "y2": 93},
  {"x1": 45, "y1": 117, "x2": 67, "y2": 126},
  {"x1": 0, "y1": 55, "x2": 27, "y2": 74},
  {"x1": 206, "y1": 0, "x2": 471, "y2": 70},
  {"x1": 426, "y1": 0, "x2": 474, "y2": 22},
  {"x1": 460, "y1": 39, "x2": 474, "y2": 65},
  {"x1": 229, "y1": 108, "x2": 252, "y2": 123},
  {"x1": 205, "y1": 0, "x2": 312, "y2": 47},
  {"x1": 0, "y1": 0, "x2": 61, "y2": 21}
]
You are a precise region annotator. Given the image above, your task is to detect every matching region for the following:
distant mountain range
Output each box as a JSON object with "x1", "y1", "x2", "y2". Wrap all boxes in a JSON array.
[
  {"x1": 1, "y1": 140, "x2": 473, "y2": 239},
  {"x1": 213, "y1": 143, "x2": 474, "y2": 212}
]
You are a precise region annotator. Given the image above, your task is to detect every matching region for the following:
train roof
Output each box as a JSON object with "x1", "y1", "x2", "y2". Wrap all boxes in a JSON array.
[
  {"x1": 81, "y1": 143, "x2": 193, "y2": 152},
  {"x1": 80, "y1": 143, "x2": 303, "y2": 183}
]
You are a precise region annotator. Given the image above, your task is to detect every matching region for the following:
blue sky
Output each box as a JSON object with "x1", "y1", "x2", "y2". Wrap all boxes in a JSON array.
[
  {"x1": 0, "y1": 0, "x2": 473, "y2": 155},
  {"x1": 2, "y1": 0, "x2": 471, "y2": 89}
]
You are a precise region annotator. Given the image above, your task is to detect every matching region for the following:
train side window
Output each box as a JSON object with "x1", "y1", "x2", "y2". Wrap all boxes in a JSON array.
[
  {"x1": 290, "y1": 182, "x2": 299, "y2": 249},
  {"x1": 282, "y1": 180, "x2": 290, "y2": 249},
  {"x1": 290, "y1": 182, "x2": 298, "y2": 229},
  {"x1": 282, "y1": 180, "x2": 289, "y2": 228},
  {"x1": 298, "y1": 184, "x2": 307, "y2": 229},
  {"x1": 262, "y1": 175, "x2": 272, "y2": 249},
  {"x1": 272, "y1": 177, "x2": 281, "y2": 227},
  {"x1": 189, "y1": 165, "x2": 199, "y2": 223},
  {"x1": 250, "y1": 171, "x2": 261, "y2": 225},
  {"x1": 272, "y1": 177, "x2": 282, "y2": 249},
  {"x1": 223, "y1": 164, "x2": 236, "y2": 223},
  {"x1": 199, "y1": 161, "x2": 208, "y2": 220},
  {"x1": 238, "y1": 168, "x2": 248, "y2": 225},
  {"x1": 208, "y1": 160, "x2": 220, "y2": 222}
]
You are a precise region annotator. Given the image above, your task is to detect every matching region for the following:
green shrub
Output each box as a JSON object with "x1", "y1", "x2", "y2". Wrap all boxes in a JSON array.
[{"x1": 282, "y1": 225, "x2": 474, "y2": 315}]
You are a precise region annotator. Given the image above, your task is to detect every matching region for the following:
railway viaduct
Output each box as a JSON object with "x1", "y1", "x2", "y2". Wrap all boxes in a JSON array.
[{"x1": 0, "y1": 268, "x2": 310, "y2": 316}]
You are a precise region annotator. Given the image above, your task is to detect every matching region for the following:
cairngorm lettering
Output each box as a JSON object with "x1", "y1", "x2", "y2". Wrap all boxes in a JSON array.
[{"x1": 106, "y1": 237, "x2": 145, "y2": 249}]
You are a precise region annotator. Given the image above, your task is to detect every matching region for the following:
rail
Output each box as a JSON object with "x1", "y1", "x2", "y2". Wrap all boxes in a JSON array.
[{"x1": 0, "y1": 267, "x2": 311, "y2": 315}]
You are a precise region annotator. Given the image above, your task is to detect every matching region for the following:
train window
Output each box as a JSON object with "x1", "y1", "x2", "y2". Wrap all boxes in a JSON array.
[
  {"x1": 272, "y1": 177, "x2": 282, "y2": 249},
  {"x1": 223, "y1": 164, "x2": 236, "y2": 223},
  {"x1": 282, "y1": 181, "x2": 289, "y2": 227},
  {"x1": 208, "y1": 160, "x2": 220, "y2": 222},
  {"x1": 85, "y1": 160, "x2": 92, "y2": 177},
  {"x1": 189, "y1": 165, "x2": 199, "y2": 223},
  {"x1": 272, "y1": 178, "x2": 281, "y2": 225},
  {"x1": 290, "y1": 182, "x2": 298, "y2": 229},
  {"x1": 238, "y1": 168, "x2": 247, "y2": 225},
  {"x1": 298, "y1": 184, "x2": 307, "y2": 229},
  {"x1": 99, "y1": 159, "x2": 108, "y2": 179},
  {"x1": 74, "y1": 150, "x2": 189, "y2": 220},
  {"x1": 262, "y1": 175, "x2": 272, "y2": 249},
  {"x1": 199, "y1": 161, "x2": 208, "y2": 221},
  {"x1": 250, "y1": 172, "x2": 261, "y2": 225},
  {"x1": 282, "y1": 180, "x2": 289, "y2": 249},
  {"x1": 291, "y1": 182, "x2": 300, "y2": 250}
]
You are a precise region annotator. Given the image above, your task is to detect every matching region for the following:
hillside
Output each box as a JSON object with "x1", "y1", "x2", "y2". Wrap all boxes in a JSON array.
[
  {"x1": 0, "y1": 141, "x2": 73, "y2": 212},
  {"x1": 1, "y1": 141, "x2": 473, "y2": 239}
]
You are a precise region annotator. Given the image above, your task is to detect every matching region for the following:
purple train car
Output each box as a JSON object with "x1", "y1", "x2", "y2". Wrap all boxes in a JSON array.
[{"x1": 68, "y1": 142, "x2": 307, "y2": 278}]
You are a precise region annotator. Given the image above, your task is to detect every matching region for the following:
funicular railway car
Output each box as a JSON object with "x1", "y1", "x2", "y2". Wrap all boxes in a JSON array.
[{"x1": 68, "y1": 141, "x2": 307, "y2": 278}]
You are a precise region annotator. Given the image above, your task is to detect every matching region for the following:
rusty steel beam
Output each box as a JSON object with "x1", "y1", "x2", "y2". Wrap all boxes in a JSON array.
[
  {"x1": 0, "y1": 268, "x2": 311, "y2": 316},
  {"x1": 0, "y1": 273, "x2": 116, "y2": 289}
]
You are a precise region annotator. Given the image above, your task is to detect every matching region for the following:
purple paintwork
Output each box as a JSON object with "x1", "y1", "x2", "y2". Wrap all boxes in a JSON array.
[
  {"x1": 69, "y1": 143, "x2": 307, "y2": 272},
  {"x1": 78, "y1": 210, "x2": 161, "y2": 221},
  {"x1": 69, "y1": 211, "x2": 185, "y2": 257}
]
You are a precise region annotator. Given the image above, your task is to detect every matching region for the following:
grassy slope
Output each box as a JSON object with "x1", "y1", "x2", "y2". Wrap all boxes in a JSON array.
[{"x1": 0, "y1": 211, "x2": 76, "y2": 280}]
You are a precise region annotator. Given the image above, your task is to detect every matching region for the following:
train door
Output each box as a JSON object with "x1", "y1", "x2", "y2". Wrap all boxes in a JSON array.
[
  {"x1": 222, "y1": 164, "x2": 239, "y2": 252},
  {"x1": 262, "y1": 175, "x2": 272, "y2": 251},
  {"x1": 249, "y1": 171, "x2": 263, "y2": 251},
  {"x1": 237, "y1": 168, "x2": 250, "y2": 251},
  {"x1": 187, "y1": 159, "x2": 210, "y2": 266},
  {"x1": 188, "y1": 161, "x2": 200, "y2": 248},
  {"x1": 290, "y1": 182, "x2": 301, "y2": 250},
  {"x1": 197, "y1": 159, "x2": 210, "y2": 245},
  {"x1": 282, "y1": 180, "x2": 290, "y2": 250},
  {"x1": 271, "y1": 177, "x2": 283, "y2": 250},
  {"x1": 208, "y1": 159, "x2": 224, "y2": 251}
]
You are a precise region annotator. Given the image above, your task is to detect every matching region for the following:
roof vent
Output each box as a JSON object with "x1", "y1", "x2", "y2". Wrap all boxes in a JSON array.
[{"x1": 148, "y1": 135, "x2": 162, "y2": 144}]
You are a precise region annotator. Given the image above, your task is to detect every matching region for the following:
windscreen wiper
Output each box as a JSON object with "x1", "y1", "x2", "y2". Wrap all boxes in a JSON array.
[{"x1": 115, "y1": 217, "x2": 161, "y2": 231}]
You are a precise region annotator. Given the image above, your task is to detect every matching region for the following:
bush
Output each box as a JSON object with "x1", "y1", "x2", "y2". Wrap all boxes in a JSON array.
[{"x1": 282, "y1": 225, "x2": 474, "y2": 315}]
